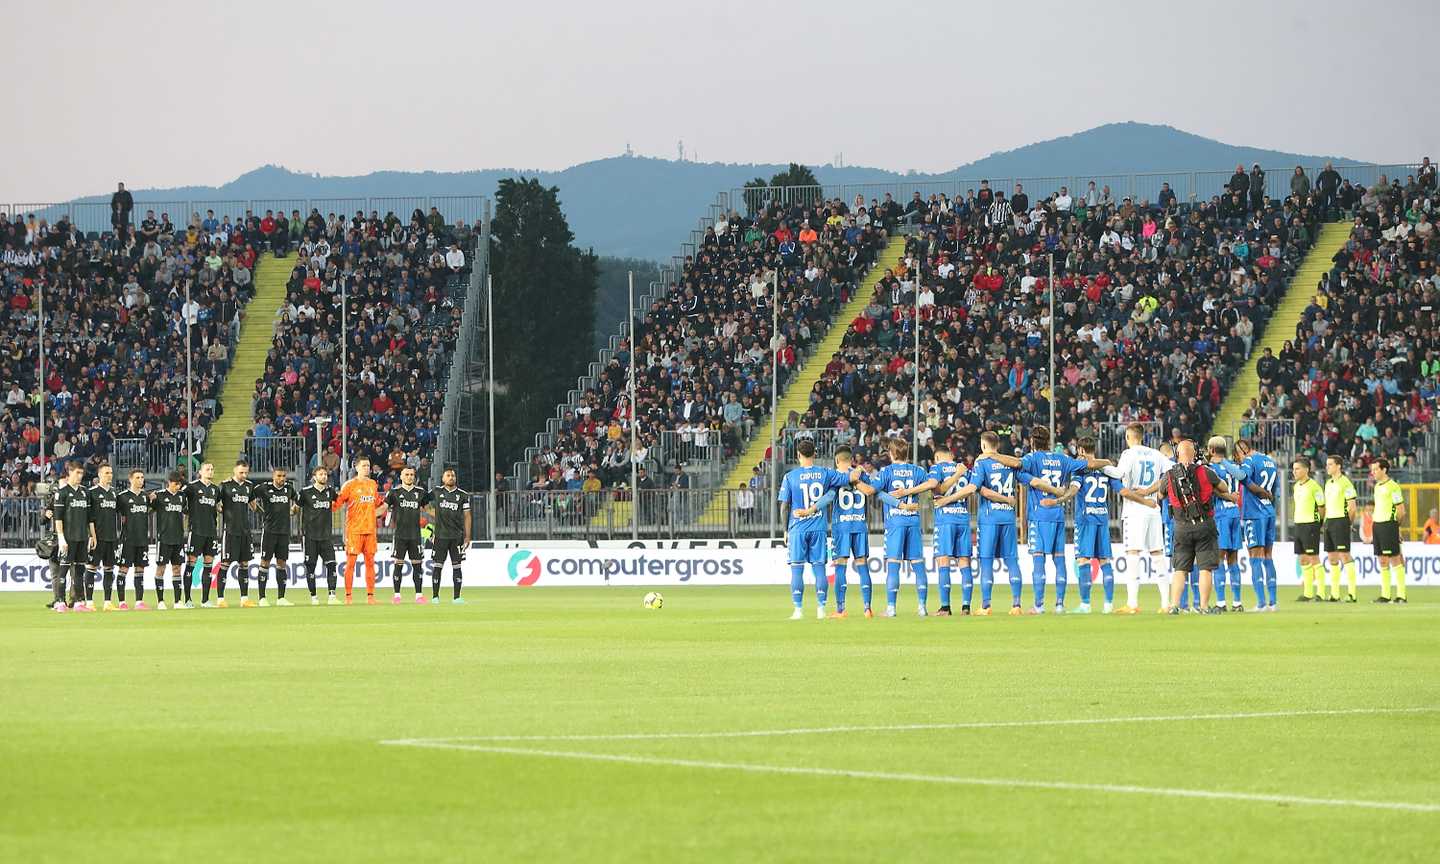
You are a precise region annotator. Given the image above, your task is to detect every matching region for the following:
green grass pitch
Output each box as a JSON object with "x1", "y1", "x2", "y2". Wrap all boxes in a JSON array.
[{"x1": 2, "y1": 586, "x2": 1438, "y2": 863}]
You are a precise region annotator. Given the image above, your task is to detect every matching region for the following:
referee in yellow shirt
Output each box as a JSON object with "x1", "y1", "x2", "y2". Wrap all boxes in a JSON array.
[
  {"x1": 1322, "y1": 455, "x2": 1359, "y2": 602},
  {"x1": 1291, "y1": 459, "x2": 1325, "y2": 601},
  {"x1": 1369, "y1": 458, "x2": 1408, "y2": 604}
]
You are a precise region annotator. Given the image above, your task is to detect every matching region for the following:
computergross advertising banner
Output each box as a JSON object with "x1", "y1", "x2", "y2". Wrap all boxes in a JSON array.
[{"x1": 2, "y1": 541, "x2": 1439, "y2": 590}]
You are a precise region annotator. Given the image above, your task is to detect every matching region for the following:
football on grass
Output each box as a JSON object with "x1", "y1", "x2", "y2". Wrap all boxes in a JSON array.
[{"x1": 643, "y1": 592, "x2": 664, "y2": 609}]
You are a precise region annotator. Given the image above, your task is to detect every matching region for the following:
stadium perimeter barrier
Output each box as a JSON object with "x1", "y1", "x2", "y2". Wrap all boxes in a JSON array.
[{"x1": 3, "y1": 195, "x2": 489, "y2": 238}]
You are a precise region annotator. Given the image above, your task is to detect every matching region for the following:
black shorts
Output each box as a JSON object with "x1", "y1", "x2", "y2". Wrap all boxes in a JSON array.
[
  {"x1": 259, "y1": 531, "x2": 290, "y2": 561},
  {"x1": 158, "y1": 543, "x2": 186, "y2": 566},
  {"x1": 63, "y1": 541, "x2": 90, "y2": 567},
  {"x1": 223, "y1": 532, "x2": 253, "y2": 564},
  {"x1": 432, "y1": 539, "x2": 464, "y2": 566},
  {"x1": 1171, "y1": 520, "x2": 1219, "y2": 574},
  {"x1": 1293, "y1": 523, "x2": 1322, "y2": 556},
  {"x1": 1323, "y1": 518, "x2": 1352, "y2": 554},
  {"x1": 119, "y1": 543, "x2": 149, "y2": 569},
  {"x1": 1373, "y1": 521, "x2": 1402, "y2": 557},
  {"x1": 392, "y1": 537, "x2": 423, "y2": 561},
  {"x1": 91, "y1": 539, "x2": 118, "y2": 569},
  {"x1": 189, "y1": 535, "x2": 219, "y2": 560},
  {"x1": 303, "y1": 539, "x2": 336, "y2": 565}
]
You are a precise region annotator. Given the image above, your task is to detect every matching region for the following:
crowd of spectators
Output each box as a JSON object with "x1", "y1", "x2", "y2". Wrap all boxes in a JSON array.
[
  {"x1": 1, "y1": 192, "x2": 263, "y2": 498},
  {"x1": 251, "y1": 207, "x2": 474, "y2": 486},
  {"x1": 1251, "y1": 159, "x2": 1439, "y2": 474},
  {"x1": 519, "y1": 195, "x2": 889, "y2": 498},
  {"x1": 796, "y1": 172, "x2": 1322, "y2": 467}
]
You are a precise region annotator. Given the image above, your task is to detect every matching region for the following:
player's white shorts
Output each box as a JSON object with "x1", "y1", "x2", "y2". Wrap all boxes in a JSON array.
[{"x1": 1122, "y1": 509, "x2": 1165, "y2": 553}]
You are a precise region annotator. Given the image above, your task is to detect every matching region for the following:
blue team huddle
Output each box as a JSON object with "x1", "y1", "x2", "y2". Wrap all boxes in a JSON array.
[{"x1": 777, "y1": 422, "x2": 1291, "y2": 620}]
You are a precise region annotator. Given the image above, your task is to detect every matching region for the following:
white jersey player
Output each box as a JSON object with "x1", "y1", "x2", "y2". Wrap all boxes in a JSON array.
[{"x1": 1103, "y1": 424, "x2": 1174, "y2": 613}]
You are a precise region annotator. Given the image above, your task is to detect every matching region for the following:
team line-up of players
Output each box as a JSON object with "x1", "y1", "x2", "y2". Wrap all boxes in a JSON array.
[
  {"x1": 777, "y1": 423, "x2": 1414, "y2": 619},
  {"x1": 45, "y1": 456, "x2": 473, "y2": 612}
]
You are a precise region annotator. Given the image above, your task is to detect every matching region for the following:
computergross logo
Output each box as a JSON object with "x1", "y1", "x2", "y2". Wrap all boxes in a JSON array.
[{"x1": 507, "y1": 550, "x2": 541, "y2": 586}]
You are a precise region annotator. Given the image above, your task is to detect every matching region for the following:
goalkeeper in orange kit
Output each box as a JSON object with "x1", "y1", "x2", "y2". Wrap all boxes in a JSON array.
[{"x1": 333, "y1": 457, "x2": 387, "y2": 604}]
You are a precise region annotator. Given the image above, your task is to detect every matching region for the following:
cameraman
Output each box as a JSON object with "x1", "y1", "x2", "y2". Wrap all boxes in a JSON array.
[{"x1": 1136, "y1": 439, "x2": 1238, "y2": 613}]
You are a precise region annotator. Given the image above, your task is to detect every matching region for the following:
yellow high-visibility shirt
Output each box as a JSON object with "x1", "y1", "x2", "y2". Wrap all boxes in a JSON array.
[
  {"x1": 1292, "y1": 478, "x2": 1324, "y2": 524},
  {"x1": 1373, "y1": 479, "x2": 1404, "y2": 523},
  {"x1": 1324, "y1": 475, "x2": 1356, "y2": 517}
]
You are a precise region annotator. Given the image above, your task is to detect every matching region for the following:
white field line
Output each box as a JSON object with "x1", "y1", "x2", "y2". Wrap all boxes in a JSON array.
[
  {"x1": 379, "y1": 740, "x2": 1440, "y2": 813},
  {"x1": 381, "y1": 706, "x2": 1440, "y2": 744}
]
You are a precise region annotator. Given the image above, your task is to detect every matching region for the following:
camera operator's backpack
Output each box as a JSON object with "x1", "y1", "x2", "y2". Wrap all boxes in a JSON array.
[{"x1": 1165, "y1": 463, "x2": 1214, "y2": 521}]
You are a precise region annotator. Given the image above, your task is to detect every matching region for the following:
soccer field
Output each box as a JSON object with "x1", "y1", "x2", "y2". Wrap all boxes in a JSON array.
[{"x1": 3, "y1": 587, "x2": 1438, "y2": 863}]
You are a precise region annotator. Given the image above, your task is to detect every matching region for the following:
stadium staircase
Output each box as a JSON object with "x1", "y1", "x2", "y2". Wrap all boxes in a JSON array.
[
  {"x1": 202, "y1": 254, "x2": 292, "y2": 466},
  {"x1": 1208, "y1": 221, "x2": 1351, "y2": 441}
]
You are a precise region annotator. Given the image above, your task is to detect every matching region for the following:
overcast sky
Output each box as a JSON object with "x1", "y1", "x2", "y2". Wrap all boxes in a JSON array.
[{"x1": 4, "y1": 0, "x2": 1437, "y2": 202}]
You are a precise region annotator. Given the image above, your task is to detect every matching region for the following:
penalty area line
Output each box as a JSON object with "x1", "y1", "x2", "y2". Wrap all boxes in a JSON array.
[
  {"x1": 378, "y1": 740, "x2": 1440, "y2": 813},
  {"x1": 380, "y1": 706, "x2": 1440, "y2": 744}
]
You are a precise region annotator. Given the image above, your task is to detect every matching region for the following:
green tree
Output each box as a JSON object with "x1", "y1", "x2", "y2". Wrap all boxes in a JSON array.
[
  {"x1": 768, "y1": 163, "x2": 820, "y2": 205},
  {"x1": 594, "y1": 257, "x2": 662, "y2": 353},
  {"x1": 490, "y1": 177, "x2": 599, "y2": 475}
]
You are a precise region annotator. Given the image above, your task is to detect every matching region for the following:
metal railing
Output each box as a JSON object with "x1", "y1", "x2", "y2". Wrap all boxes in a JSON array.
[
  {"x1": 733, "y1": 163, "x2": 1421, "y2": 217},
  {"x1": 1233, "y1": 418, "x2": 1298, "y2": 465},
  {"x1": 7, "y1": 195, "x2": 489, "y2": 239},
  {"x1": 242, "y1": 435, "x2": 307, "y2": 476},
  {"x1": 434, "y1": 203, "x2": 491, "y2": 490},
  {"x1": 1098, "y1": 421, "x2": 1163, "y2": 460},
  {"x1": 110, "y1": 437, "x2": 182, "y2": 481},
  {"x1": 658, "y1": 429, "x2": 726, "y2": 469}
]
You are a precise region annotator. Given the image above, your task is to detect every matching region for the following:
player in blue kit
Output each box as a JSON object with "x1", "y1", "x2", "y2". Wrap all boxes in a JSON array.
[
  {"x1": 826, "y1": 447, "x2": 871, "y2": 618},
  {"x1": 1207, "y1": 436, "x2": 1248, "y2": 611},
  {"x1": 1235, "y1": 439, "x2": 1280, "y2": 611},
  {"x1": 968, "y1": 431, "x2": 1068, "y2": 615},
  {"x1": 778, "y1": 438, "x2": 854, "y2": 619},
  {"x1": 1072, "y1": 437, "x2": 1127, "y2": 613},
  {"x1": 910, "y1": 445, "x2": 977, "y2": 616},
  {"x1": 855, "y1": 438, "x2": 930, "y2": 617}
]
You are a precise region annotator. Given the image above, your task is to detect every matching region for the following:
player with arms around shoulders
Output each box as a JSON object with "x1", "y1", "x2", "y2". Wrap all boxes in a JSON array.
[
  {"x1": 1233, "y1": 439, "x2": 1279, "y2": 610},
  {"x1": 975, "y1": 434, "x2": 1079, "y2": 615},
  {"x1": 909, "y1": 444, "x2": 978, "y2": 615},
  {"x1": 779, "y1": 438, "x2": 855, "y2": 619},
  {"x1": 853, "y1": 438, "x2": 933, "y2": 618},
  {"x1": 429, "y1": 467, "x2": 471, "y2": 604},
  {"x1": 1017, "y1": 426, "x2": 1109, "y2": 613},
  {"x1": 217, "y1": 462, "x2": 260, "y2": 607},
  {"x1": 255, "y1": 467, "x2": 300, "y2": 607},
  {"x1": 826, "y1": 447, "x2": 871, "y2": 618},
  {"x1": 385, "y1": 466, "x2": 431, "y2": 604},
  {"x1": 1207, "y1": 437, "x2": 1249, "y2": 612},
  {"x1": 1103, "y1": 424, "x2": 1174, "y2": 613},
  {"x1": 115, "y1": 469, "x2": 153, "y2": 609},
  {"x1": 1072, "y1": 437, "x2": 1128, "y2": 613}
]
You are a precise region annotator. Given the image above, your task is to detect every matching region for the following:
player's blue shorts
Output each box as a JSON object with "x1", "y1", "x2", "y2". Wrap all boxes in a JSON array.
[
  {"x1": 1027, "y1": 521, "x2": 1065, "y2": 555},
  {"x1": 1243, "y1": 515, "x2": 1276, "y2": 549},
  {"x1": 831, "y1": 529, "x2": 869, "y2": 560},
  {"x1": 1215, "y1": 516, "x2": 1243, "y2": 551},
  {"x1": 977, "y1": 522, "x2": 1017, "y2": 560},
  {"x1": 934, "y1": 522, "x2": 972, "y2": 559},
  {"x1": 1075, "y1": 523, "x2": 1112, "y2": 560},
  {"x1": 1163, "y1": 520, "x2": 1174, "y2": 557},
  {"x1": 883, "y1": 523, "x2": 922, "y2": 560},
  {"x1": 787, "y1": 528, "x2": 828, "y2": 565}
]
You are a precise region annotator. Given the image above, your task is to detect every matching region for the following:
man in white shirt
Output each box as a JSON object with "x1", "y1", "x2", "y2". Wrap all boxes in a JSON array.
[
  {"x1": 445, "y1": 245, "x2": 466, "y2": 272},
  {"x1": 1054, "y1": 187, "x2": 1073, "y2": 214},
  {"x1": 1103, "y1": 423, "x2": 1173, "y2": 613}
]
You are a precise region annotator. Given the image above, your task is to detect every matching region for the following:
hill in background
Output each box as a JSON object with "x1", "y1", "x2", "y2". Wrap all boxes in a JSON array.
[{"x1": 76, "y1": 122, "x2": 1363, "y2": 262}]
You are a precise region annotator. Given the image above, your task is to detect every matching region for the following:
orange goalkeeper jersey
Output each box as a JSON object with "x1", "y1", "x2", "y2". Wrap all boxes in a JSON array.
[{"x1": 334, "y1": 477, "x2": 380, "y2": 537}]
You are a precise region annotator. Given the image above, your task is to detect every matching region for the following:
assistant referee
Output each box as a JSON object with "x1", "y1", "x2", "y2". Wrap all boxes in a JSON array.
[
  {"x1": 1323, "y1": 455, "x2": 1358, "y2": 602},
  {"x1": 1370, "y1": 458, "x2": 1408, "y2": 604},
  {"x1": 1291, "y1": 459, "x2": 1325, "y2": 602}
]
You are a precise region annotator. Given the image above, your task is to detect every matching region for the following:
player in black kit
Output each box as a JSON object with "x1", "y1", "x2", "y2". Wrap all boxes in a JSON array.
[
  {"x1": 152, "y1": 473, "x2": 190, "y2": 607},
  {"x1": 255, "y1": 467, "x2": 299, "y2": 606},
  {"x1": 298, "y1": 466, "x2": 339, "y2": 604},
  {"x1": 384, "y1": 467, "x2": 430, "y2": 604},
  {"x1": 429, "y1": 467, "x2": 471, "y2": 604},
  {"x1": 54, "y1": 462, "x2": 93, "y2": 610},
  {"x1": 187, "y1": 463, "x2": 224, "y2": 607},
  {"x1": 88, "y1": 464, "x2": 122, "y2": 610},
  {"x1": 116, "y1": 469, "x2": 154, "y2": 609},
  {"x1": 218, "y1": 462, "x2": 259, "y2": 607}
]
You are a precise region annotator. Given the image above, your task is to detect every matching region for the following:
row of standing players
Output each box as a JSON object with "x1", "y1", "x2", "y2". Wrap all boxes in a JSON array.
[
  {"x1": 777, "y1": 423, "x2": 1407, "y2": 619},
  {"x1": 43, "y1": 457, "x2": 473, "y2": 612}
]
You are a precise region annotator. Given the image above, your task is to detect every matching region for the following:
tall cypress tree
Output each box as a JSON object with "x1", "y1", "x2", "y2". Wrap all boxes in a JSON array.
[{"x1": 490, "y1": 178, "x2": 599, "y2": 475}]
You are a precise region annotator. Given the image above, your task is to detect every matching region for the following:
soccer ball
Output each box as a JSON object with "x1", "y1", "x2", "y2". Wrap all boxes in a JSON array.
[{"x1": 643, "y1": 591, "x2": 664, "y2": 610}]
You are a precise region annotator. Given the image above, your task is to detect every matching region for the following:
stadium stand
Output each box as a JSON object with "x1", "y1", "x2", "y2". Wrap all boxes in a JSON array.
[{"x1": 1240, "y1": 165, "x2": 1440, "y2": 473}]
